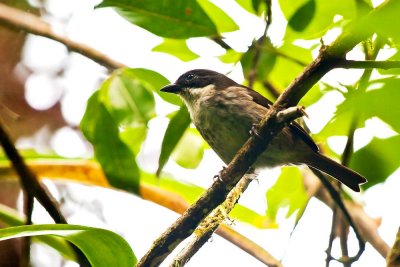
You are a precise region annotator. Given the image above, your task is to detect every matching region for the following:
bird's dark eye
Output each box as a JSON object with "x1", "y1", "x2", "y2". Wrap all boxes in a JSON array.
[{"x1": 186, "y1": 74, "x2": 195, "y2": 81}]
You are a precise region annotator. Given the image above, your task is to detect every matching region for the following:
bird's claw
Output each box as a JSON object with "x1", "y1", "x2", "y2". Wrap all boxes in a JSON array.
[
  {"x1": 249, "y1": 123, "x2": 262, "y2": 139},
  {"x1": 213, "y1": 166, "x2": 226, "y2": 182}
]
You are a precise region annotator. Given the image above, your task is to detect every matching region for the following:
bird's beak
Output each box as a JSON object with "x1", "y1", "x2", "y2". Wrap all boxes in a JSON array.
[{"x1": 160, "y1": 84, "x2": 182, "y2": 94}]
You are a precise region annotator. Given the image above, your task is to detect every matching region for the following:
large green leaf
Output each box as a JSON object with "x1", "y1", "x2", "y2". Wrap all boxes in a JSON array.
[
  {"x1": 157, "y1": 105, "x2": 191, "y2": 175},
  {"x1": 357, "y1": 0, "x2": 400, "y2": 43},
  {"x1": 279, "y1": 0, "x2": 357, "y2": 40},
  {"x1": 241, "y1": 39, "x2": 277, "y2": 83},
  {"x1": 152, "y1": 39, "x2": 199, "y2": 62},
  {"x1": 350, "y1": 136, "x2": 400, "y2": 189},
  {"x1": 96, "y1": 0, "x2": 218, "y2": 38},
  {"x1": 266, "y1": 167, "x2": 309, "y2": 227},
  {"x1": 0, "y1": 224, "x2": 136, "y2": 267},
  {"x1": 320, "y1": 78, "x2": 400, "y2": 137},
  {"x1": 0, "y1": 204, "x2": 76, "y2": 261},
  {"x1": 81, "y1": 91, "x2": 140, "y2": 193},
  {"x1": 102, "y1": 69, "x2": 156, "y2": 125}
]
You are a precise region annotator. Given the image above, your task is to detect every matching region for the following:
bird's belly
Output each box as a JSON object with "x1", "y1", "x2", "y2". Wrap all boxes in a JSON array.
[{"x1": 193, "y1": 106, "x2": 304, "y2": 167}]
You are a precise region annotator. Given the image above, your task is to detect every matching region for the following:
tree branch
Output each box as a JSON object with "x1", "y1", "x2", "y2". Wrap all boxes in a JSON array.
[
  {"x1": 302, "y1": 171, "x2": 390, "y2": 258},
  {"x1": 0, "y1": 161, "x2": 279, "y2": 266},
  {"x1": 170, "y1": 174, "x2": 255, "y2": 267},
  {"x1": 0, "y1": 121, "x2": 67, "y2": 224},
  {"x1": 336, "y1": 60, "x2": 400, "y2": 70},
  {"x1": 0, "y1": 3, "x2": 125, "y2": 71}
]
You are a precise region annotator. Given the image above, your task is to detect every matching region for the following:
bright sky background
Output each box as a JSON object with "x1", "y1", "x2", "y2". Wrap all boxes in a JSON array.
[{"x1": 17, "y1": 0, "x2": 399, "y2": 266}]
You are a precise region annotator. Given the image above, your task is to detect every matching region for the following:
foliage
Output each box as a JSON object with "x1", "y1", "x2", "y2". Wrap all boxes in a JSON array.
[{"x1": 1, "y1": 0, "x2": 400, "y2": 266}]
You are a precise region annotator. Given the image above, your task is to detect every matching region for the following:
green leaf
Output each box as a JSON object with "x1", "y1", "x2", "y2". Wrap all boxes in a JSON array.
[
  {"x1": 125, "y1": 68, "x2": 181, "y2": 106},
  {"x1": 235, "y1": 0, "x2": 266, "y2": 15},
  {"x1": 350, "y1": 136, "x2": 400, "y2": 189},
  {"x1": 235, "y1": 0, "x2": 256, "y2": 14},
  {"x1": 241, "y1": 40, "x2": 277, "y2": 82},
  {"x1": 152, "y1": 39, "x2": 199, "y2": 62},
  {"x1": 358, "y1": 1, "x2": 400, "y2": 42},
  {"x1": 320, "y1": 78, "x2": 400, "y2": 137},
  {"x1": 0, "y1": 224, "x2": 136, "y2": 267},
  {"x1": 266, "y1": 167, "x2": 309, "y2": 226},
  {"x1": 268, "y1": 43, "x2": 311, "y2": 89},
  {"x1": 280, "y1": 0, "x2": 357, "y2": 40},
  {"x1": 288, "y1": 0, "x2": 316, "y2": 32},
  {"x1": 0, "y1": 204, "x2": 76, "y2": 261},
  {"x1": 103, "y1": 69, "x2": 156, "y2": 125},
  {"x1": 197, "y1": 0, "x2": 239, "y2": 33},
  {"x1": 81, "y1": 90, "x2": 140, "y2": 193},
  {"x1": 219, "y1": 49, "x2": 243, "y2": 64},
  {"x1": 157, "y1": 105, "x2": 191, "y2": 175},
  {"x1": 96, "y1": 0, "x2": 217, "y2": 38},
  {"x1": 172, "y1": 128, "x2": 205, "y2": 169},
  {"x1": 119, "y1": 125, "x2": 147, "y2": 155}
]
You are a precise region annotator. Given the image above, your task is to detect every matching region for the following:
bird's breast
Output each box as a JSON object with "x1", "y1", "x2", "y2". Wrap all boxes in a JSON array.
[{"x1": 189, "y1": 97, "x2": 256, "y2": 164}]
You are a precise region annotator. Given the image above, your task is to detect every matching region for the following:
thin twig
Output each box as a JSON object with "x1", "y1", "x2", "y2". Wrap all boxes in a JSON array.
[
  {"x1": 302, "y1": 170, "x2": 390, "y2": 259},
  {"x1": 336, "y1": 60, "x2": 400, "y2": 70},
  {"x1": 211, "y1": 36, "x2": 232, "y2": 50},
  {"x1": 0, "y1": 3, "x2": 125, "y2": 71},
  {"x1": 326, "y1": 206, "x2": 338, "y2": 267},
  {"x1": 311, "y1": 169, "x2": 365, "y2": 264}
]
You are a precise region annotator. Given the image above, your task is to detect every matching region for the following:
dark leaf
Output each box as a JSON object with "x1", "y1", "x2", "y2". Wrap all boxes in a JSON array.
[
  {"x1": 156, "y1": 105, "x2": 191, "y2": 175},
  {"x1": 96, "y1": 0, "x2": 217, "y2": 38},
  {"x1": 288, "y1": 0, "x2": 316, "y2": 32}
]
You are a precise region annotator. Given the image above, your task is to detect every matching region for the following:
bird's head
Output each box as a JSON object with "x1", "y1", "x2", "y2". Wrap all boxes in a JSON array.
[{"x1": 160, "y1": 69, "x2": 237, "y2": 104}]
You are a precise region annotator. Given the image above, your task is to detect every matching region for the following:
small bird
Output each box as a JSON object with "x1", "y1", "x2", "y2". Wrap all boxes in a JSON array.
[{"x1": 161, "y1": 69, "x2": 366, "y2": 192}]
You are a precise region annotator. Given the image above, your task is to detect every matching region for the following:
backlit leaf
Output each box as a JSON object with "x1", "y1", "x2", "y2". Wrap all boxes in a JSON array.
[
  {"x1": 96, "y1": 0, "x2": 217, "y2": 38},
  {"x1": 0, "y1": 224, "x2": 136, "y2": 267},
  {"x1": 157, "y1": 105, "x2": 191, "y2": 175},
  {"x1": 266, "y1": 167, "x2": 308, "y2": 226},
  {"x1": 172, "y1": 128, "x2": 205, "y2": 169},
  {"x1": 197, "y1": 0, "x2": 239, "y2": 33},
  {"x1": 350, "y1": 136, "x2": 400, "y2": 189},
  {"x1": 152, "y1": 39, "x2": 199, "y2": 62}
]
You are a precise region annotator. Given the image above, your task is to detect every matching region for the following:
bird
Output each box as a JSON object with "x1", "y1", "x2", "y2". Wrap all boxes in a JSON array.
[{"x1": 160, "y1": 69, "x2": 367, "y2": 192}]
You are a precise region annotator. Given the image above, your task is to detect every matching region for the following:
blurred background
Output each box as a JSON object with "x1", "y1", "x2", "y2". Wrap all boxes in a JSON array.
[{"x1": 0, "y1": 0, "x2": 399, "y2": 266}]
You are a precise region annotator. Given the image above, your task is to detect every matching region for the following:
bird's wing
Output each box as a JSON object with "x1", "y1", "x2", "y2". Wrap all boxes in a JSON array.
[{"x1": 244, "y1": 86, "x2": 319, "y2": 152}]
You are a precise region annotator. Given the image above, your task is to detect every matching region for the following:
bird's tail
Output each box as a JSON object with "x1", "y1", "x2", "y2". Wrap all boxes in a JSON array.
[{"x1": 304, "y1": 152, "x2": 367, "y2": 192}]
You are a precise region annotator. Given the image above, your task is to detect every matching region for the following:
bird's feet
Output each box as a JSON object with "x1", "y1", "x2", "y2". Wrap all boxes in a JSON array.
[
  {"x1": 213, "y1": 166, "x2": 227, "y2": 182},
  {"x1": 249, "y1": 123, "x2": 262, "y2": 139}
]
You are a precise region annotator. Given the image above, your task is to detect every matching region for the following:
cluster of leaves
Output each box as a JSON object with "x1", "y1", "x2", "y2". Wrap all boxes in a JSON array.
[{"x1": 2, "y1": 0, "x2": 400, "y2": 266}]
